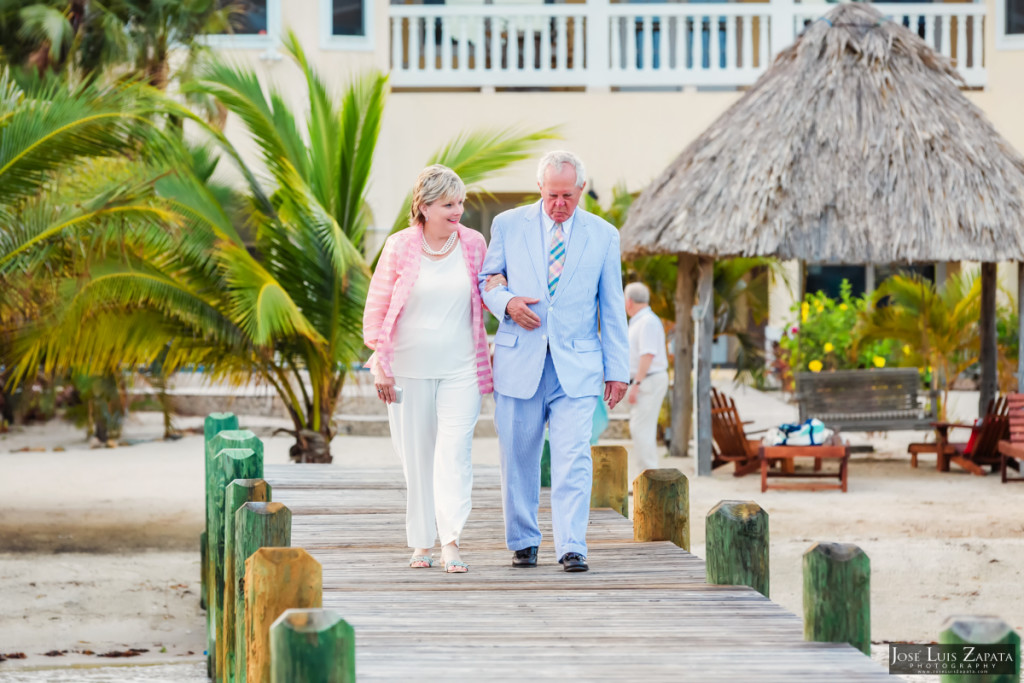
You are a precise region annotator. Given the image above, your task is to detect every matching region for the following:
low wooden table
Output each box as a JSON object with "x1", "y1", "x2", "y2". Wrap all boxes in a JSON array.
[{"x1": 759, "y1": 444, "x2": 849, "y2": 492}]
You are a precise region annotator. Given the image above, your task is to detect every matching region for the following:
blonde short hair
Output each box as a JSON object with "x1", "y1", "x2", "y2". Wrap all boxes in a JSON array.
[{"x1": 410, "y1": 164, "x2": 466, "y2": 226}]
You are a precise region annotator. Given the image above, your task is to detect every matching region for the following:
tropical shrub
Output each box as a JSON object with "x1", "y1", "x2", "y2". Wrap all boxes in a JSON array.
[
  {"x1": 857, "y1": 272, "x2": 981, "y2": 420},
  {"x1": 775, "y1": 280, "x2": 898, "y2": 389},
  {"x1": 997, "y1": 302, "x2": 1019, "y2": 393}
]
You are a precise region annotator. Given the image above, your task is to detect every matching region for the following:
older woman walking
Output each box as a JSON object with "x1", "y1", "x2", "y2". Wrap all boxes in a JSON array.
[{"x1": 363, "y1": 165, "x2": 493, "y2": 573}]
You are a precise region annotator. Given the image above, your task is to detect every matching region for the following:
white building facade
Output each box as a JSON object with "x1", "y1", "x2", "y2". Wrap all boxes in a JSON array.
[{"x1": 211, "y1": 0, "x2": 1024, "y2": 331}]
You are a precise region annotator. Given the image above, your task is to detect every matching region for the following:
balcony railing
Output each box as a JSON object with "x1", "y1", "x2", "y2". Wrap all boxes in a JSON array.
[{"x1": 388, "y1": 1, "x2": 986, "y2": 90}]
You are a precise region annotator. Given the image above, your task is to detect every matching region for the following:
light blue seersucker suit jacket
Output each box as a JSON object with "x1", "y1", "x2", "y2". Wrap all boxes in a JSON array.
[{"x1": 479, "y1": 201, "x2": 630, "y2": 400}]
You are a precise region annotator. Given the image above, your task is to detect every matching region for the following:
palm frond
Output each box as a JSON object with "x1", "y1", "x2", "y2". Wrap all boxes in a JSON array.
[
  {"x1": 184, "y1": 58, "x2": 309, "y2": 187},
  {"x1": 17, "y1": 4, "x2": 73, "y2": 63},
  {"x1": 386, "y1": 125, "x2": 560, "y2": 238},
  {"x1": 219, "y1": 241, "x2": 324, "y2": 347},
  {"x1": 0, "y1": 74, "x2": 160, "y2": 207}
]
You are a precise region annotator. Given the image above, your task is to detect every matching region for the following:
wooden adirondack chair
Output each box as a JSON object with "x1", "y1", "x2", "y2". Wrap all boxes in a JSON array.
[
  {"x1": 710, "y1": 388, "x2": 762, "y2": 477},
  {"x1": 933, "y1": 396, "x2": 1009, "y2": 476},
  {"x1": 997, "y1": 393, "x2": 1024, "y2": 483}
]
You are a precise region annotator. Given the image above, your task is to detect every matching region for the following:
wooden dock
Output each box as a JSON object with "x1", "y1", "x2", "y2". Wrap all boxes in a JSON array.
[{"x1": 267, "y1": 464, "x2": 889, "y2": 680}]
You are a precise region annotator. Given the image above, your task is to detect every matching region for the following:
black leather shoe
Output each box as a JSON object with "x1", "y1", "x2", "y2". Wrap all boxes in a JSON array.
[
  {"x1": 559, "y1": 552, "x2": 589, "y2": 572},
  {"x1": 512, "y1": 546, "x2": 538, "y2": 567}
]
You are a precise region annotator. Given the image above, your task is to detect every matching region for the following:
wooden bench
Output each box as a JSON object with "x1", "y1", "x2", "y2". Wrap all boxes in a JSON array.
[
  {"x1": 795, "y1": 367, "x2": 938, "y2": 433},
  {"x1": 997, "y1": 393, "x2": 1024, "y2": 483}
]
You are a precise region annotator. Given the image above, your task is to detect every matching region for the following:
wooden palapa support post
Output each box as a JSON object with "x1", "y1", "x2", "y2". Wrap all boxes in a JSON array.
[
  {"x1": 705, "y1": 500, "x2": 769, "y2": 598},
  {"x1": 270, "y1": 609, "x2": 355, "y2": 683},
  {"x1": 633, "y1": 468, "x2": 690, "y2": 551},
  {"x1": 939, "y1": 616, "x2": 1021, "y2": 683},
  {"x1": 590, "y1": 445, "x2": 628, "y2": 517},
  {"x1": 980, "y1": 262, "x2": 998, "y2": 416},
  {"x1": 221, "y1": 478, "x2": 272, "y2": 683},
  {"x1": 203, "y1": 412, "x2": 239, "y2": 610},
  {"x1": 1018, "y1": 263, "x2": 1024, "y2": 392},
  {"x1": 207, "y1": 430, "x2": 263, "y2": 680},
  {"x1": 673, "y1": 253, "x2": 698, "y2": 460},
  {"x1": 696, "y1": 257, "x2": 715, "y2": 476},
  {"x1": 234, "y1": 502, "x2": 292, "y2": 683},
  {"x1": 245, "y1": 548, "x2": 323, "y2": 683},
  {"x1": 803, "y1": 542, "x2": 871, "y2": 655}
]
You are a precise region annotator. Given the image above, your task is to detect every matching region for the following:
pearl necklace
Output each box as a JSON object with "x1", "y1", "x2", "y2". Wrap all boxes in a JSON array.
[{"x1": 421, "y1": 230, "x2": 458, "y2": 256}]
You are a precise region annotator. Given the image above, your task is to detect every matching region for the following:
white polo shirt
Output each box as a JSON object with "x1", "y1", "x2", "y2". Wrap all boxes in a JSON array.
[{"x1": 628, "y1": 305, "x2": 669, "y2": 378}]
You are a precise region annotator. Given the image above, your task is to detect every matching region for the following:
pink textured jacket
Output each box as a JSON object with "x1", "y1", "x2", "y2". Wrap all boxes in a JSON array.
[{"x1": 363, "y1": 224, "x2": 494, "y2": 394}]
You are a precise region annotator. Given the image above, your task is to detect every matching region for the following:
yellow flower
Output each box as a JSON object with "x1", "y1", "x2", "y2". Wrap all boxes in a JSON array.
[
  {"x1": 903, "y1": 344, "x2": 912, "y2": 355},
  {"x1": 873, "y1": 355, "x2": 886, "y2": 368},
  {"x1": 839, "y1": 303, "x2": 848, "y2": 311},
  {"x1": 823, "y1": 343, "x2": 834, "y2": 353},
  {"x1": 808, "y1": 360, "x2": 824, "y2": 373},
  {"x1": 816, "y1": 304, "x2": 825, "y2": 313},
  {"x1": 801, "y1": 302, "x2": 809, "y2": 322}
]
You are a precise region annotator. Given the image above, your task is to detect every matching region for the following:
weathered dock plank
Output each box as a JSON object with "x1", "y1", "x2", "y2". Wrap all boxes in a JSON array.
[{"x1": 265, "y1": 464, "x2": 889, "y2": 680}]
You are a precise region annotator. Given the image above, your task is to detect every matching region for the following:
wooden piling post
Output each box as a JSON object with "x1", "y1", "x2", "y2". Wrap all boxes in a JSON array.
[
  {"x1": 270, "y1": 609, "x2": 355, "y2": 683},
  {"x1": 541, "y1": 438, "x2": 551, "y2": 487},
  {"x1": 633, "y1": 468, "x2": 690, "y2": 551},
  {"x1": 803, "y1": 542, "x2": 871, "y2": 655},
  {"x1": 234, "y1": 502, "x2": 292, "y2": 683},
  {"x1": 203, "y1": 413, "x2": 238, "y2": 609},
  {"x1": 705, "y1": 500, "x2": 769, "y2": 598},
  {"x1": 207, "y1": 435, "x2": 263, "y2": 680},
  {"x1": 591, "y1": 445, "x2": 628, "y2": 517},
  {"x1": 200, "y1": 530, "x2": 208, "y2": 610},
  {"x1": 939, "y1": 616, "x2": 1020, "y2": 683},
  {"x1": 244, "y1": 548, "x2": 323, "y2": 683},
  {"x1": 220, "y1": 479, "x2": 272, "y2": 683}
]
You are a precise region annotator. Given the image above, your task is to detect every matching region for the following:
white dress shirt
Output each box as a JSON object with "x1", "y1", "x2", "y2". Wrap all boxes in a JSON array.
[{"x1": 628, "y1": 306, "x2": 669, "y2": 378}]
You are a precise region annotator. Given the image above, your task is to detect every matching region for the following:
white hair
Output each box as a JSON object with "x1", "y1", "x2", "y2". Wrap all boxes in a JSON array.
[
  {"x1": 536, "y1": 150, "x2": 587, "y2": 188},
  {"x1": 624, "y1": 282, "x2": 650, "y2": 304}
]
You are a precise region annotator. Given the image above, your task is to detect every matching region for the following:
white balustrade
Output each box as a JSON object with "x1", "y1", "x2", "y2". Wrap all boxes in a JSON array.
[{"x1": 388, "y1": 1, "x2": 986, "y2": 90}]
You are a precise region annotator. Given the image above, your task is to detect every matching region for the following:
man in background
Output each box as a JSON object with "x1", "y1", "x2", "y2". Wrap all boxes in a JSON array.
[{"x1": 624, "y1": 281, "x2": 669, "y2": 486}]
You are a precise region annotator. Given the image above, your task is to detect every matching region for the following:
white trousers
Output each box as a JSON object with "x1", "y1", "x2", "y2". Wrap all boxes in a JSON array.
[
  {"x1": 387, "y1": 371, "x2": 480, "y2": 549},
  {"x1": 628, "y1": 371, "x2": 670, "y2": 486}
]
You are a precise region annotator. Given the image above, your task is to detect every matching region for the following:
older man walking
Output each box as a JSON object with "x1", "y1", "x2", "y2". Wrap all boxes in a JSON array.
[
  {"x1": 479, "y1": 151, "x2": 629, "y2": 572},
  {"x1": 624, "y1": 282, "x2": 670, "y2": 485}
]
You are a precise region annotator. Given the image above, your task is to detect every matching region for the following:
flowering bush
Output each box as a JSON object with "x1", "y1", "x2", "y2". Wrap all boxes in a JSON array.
[{"x1": 775, "y1": 280, "x2": 899, "y2": 386}]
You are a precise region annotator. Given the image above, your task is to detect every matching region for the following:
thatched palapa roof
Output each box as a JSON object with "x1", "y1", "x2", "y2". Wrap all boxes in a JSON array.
[{"x1": 621, "y1": 3, "x2": 1024, "y2": 264}]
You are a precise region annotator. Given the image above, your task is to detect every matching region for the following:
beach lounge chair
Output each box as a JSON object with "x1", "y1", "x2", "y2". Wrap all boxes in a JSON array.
[
  {"x1": 710, "y1": 388, "x2": 763, "y2": 477},
  {"x1": 930, "y1": 396, "x2": 1009, "y2": 476},
  {"x1": 997, "y1": 393, "x2": 1024, "y2": 483}
]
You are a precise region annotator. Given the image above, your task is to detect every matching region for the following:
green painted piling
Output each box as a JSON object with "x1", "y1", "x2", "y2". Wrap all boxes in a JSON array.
[
  {"x1": 270, "y1": 609, "x2": 355, "y2": 683},
  {"x1": 803, "y1": 542, "x2": 871, "y2": 655},
  {"x1": 233, "y1": 502, "x2": 291, "y2": 683},
  {"x1": 705, "y1": 500, "x2": 769, "y2": 598},
  {"x1": 220, "y1": 478, "x2": 271, "y2": 683}
]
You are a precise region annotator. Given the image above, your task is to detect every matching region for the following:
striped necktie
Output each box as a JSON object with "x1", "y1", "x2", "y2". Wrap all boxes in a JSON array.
[{"x1": 547, "y1": 222, "x2": 565, "y2": 296}]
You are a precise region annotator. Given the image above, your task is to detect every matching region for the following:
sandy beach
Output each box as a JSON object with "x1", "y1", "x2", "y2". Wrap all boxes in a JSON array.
[{"x1": 0, "y1": 385, "x2": 1021, "y2": 680}]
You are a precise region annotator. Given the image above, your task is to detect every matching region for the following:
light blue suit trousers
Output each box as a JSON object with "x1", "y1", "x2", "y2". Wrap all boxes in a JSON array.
[
  {"x1": 495, "y1": 353, "x2": 598, "y2": 558},
  {"x1": 480, "y1": 202, "x2": 630, "y2": 561}
]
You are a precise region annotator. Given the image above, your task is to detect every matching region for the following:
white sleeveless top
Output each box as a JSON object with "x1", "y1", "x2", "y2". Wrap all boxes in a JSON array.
[{"x1": 390, "y1": 242, "x2": 477, "y2": 379}]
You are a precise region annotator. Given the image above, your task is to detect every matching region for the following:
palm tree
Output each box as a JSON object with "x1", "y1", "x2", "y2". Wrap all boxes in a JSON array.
[
  {"x1": 0, "y1": 66, "x2": 172, "y2": 433},
  {"x1": 0, "y1": 0, "x2": 234, "y2": 87},
  {"x1": 858, "y1": 272, "x2": 981, "y2": 420},
  {"x1": 11, "y1": 35, "x2": 552, "y2": 462}
]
